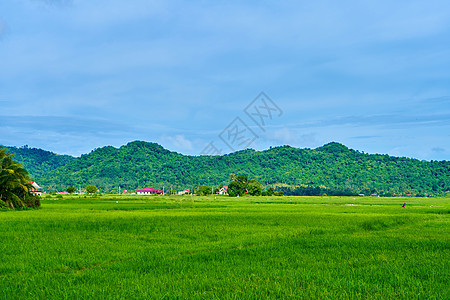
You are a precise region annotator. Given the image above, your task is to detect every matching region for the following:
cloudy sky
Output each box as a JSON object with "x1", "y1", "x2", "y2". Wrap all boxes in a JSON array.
[{"x1": 1, "y1": 0, "x2": 449, "y2": 160}]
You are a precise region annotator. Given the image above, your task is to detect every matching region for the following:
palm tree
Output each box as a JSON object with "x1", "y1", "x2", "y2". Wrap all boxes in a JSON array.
[
  {"x1": 0, "y1": 147, "x2": 38, "y2": 209},
  {"x1": 229, "y1": 173, "x2": 236, "y2": 182}
]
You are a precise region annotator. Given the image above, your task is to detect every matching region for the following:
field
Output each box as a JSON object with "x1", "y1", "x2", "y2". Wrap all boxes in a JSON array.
[{"x1": 1, "y1": 195, "x2": 448, "y2": 299}]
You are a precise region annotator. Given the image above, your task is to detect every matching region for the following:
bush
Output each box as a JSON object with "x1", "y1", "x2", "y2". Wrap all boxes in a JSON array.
[{"x1": 24, "y1": 195, "x2": 41, "y2": 208}]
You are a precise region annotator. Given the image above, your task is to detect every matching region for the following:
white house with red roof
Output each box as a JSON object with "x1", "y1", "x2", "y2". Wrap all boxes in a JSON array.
[
  {"x1": 30, "y1": 182, "x2": 43, "y2": 196},
  {"x1": 136, "y1": 187, "x2": 163, "y2": 195},
  {"x1": 177, "y1": 189, "x2": 190, "y2": 195},
  {"x1": 218, "y1": 186, "x2": 228, "y2": 195}
]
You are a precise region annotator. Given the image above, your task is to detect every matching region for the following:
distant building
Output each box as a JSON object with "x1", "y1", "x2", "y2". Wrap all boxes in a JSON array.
[
  {"x1": 218, "y1": 186, "x2": 228, "y2": 195},
  {"x1": 136, "y1": 187, "x2": 163, "y2": 195},
  {"x1": 177, "y1": 189, "x2": 190, "y2": 195},
  {"x1": 29, "y1": 182, "x2": 42, "y2": 196}
]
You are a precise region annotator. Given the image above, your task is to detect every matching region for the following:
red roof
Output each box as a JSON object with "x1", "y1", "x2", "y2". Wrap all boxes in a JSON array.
[{"x1": 136, "y1": 187, "x2": 162, "y2": 193}]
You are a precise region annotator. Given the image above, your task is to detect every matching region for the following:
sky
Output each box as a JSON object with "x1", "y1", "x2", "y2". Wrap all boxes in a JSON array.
[{"x1": 1, "y1": 0, "x2": 449, "y2": 160}]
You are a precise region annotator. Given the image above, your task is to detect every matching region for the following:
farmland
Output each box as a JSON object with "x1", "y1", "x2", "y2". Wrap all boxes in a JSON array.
[{"x1": 1, "y1": 195, "x2": 448, "y2": 299}]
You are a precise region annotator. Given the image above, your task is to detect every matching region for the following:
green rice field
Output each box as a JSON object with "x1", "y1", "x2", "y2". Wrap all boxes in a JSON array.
[{"x1": 1, "y1": 195, "x2": 448, "y2": 299}]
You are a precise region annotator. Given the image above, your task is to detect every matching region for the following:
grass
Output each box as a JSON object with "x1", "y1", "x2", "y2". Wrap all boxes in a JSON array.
[{"x1": 0, "y1": 195, "x2": 448, "y2": 299}]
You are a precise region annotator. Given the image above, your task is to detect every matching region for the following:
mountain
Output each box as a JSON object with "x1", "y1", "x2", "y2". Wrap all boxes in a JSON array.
[
  {"x1": 22, "y1": 141, "x2": 449, "y2": 196},
  {"x1": 3, "y1": 145, "x2": 75, "y2": 180}
]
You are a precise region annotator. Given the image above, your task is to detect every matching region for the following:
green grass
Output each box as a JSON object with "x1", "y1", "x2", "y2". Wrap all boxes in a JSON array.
[{"x1": 1, "y1": 195, "x2": 448, "y2": 299}]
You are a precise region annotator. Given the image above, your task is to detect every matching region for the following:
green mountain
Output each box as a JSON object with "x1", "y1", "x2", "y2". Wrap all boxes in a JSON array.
[
  {"x1": 3, "y1": 145, "x2": 75, "y2": 180},
  {"x1": 27, "y1": 141, "x2": 449, "y2": 196}
]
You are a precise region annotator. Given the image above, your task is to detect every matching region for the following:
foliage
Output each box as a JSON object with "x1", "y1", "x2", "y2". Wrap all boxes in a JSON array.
[
  {"x1": 262, "y1": 187, "x2": 275, "y2": 196},
  {"x1": 278, "y1": 184, "x2": 358, "y2": 196},
  {"x1": 228, "y1": 175, "x2": 248, "y2": 197},
  {"x1": 196, "y1": 185, "x2": 212, "y2": 196},
  {"x1": 86, "y1": 184, "x2": 98, "y2": 194},
  {"x1": 66, "y1": 186, "x2": 76, "y2": 194},
  {"x1": 0, "y1": 147, "x2": 40, "y2": 209},
  {"x1": 228, "y1": 175, "x2": 263, "y2": 196},
  {"x1": 3, "y1": 145, "x2": 74, "y2": 179},
  {"x1": 247, "y1": 179, "x2": 263, "y2": 196},
  {"x1": 10, "y1": 140, "x2": 448, "y2": 196}
]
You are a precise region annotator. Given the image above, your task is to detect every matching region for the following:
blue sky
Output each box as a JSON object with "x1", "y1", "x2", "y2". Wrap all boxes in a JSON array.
[{"x1": 1, "y1": 0, "x2": 449, "y2": 160}]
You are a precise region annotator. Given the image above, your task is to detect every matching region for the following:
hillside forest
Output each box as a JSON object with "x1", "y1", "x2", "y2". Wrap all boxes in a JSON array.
[{"x1": 3, "y1": 141, "x2": 449, "y2": 197}]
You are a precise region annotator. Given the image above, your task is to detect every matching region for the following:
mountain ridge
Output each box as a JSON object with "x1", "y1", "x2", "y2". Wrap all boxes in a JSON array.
[
  {"x1": 3, "y1": 141, "x2": 448, "y2": 196},
  {"x1": 2, "y1": 145, "x2": 75, "y2": 179}
]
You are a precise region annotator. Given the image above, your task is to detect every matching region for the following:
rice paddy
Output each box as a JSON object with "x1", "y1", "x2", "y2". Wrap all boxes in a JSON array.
[{"x1": 1, "y1": 195, "x2": 448, "y2": 299}]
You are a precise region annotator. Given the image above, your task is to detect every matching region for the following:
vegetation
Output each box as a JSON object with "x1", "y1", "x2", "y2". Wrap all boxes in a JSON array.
[
  {"x1": 3, "y1": 145, "x2": 74, "y2": 179},
  {"x1": 0, "y1": 195, "x2": 448, "y2": 298},
  {"x1": 228, "y1": 174, "x2": 263, "y2": 196},
  {"x1": 0, "y1": 147, "x2": 40, "y2": 209},
  {"x1": 86, "y1": 184, "x2": 98, "y2": 194},
  {"x1": 7, "y1": 141, "x2": 450, "y2": 196},
  {"x1": 195, "y1": 184, "x2": 213, "y2": 196},
  {"x1": 228, "y1": 174, "x2": 249, "y2": 197}
]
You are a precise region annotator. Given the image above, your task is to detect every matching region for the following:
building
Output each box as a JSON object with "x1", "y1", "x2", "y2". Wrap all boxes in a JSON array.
[
  {"x1": 136, "y1": 187, "x2": 163, "y2": 195},
  {"x1": 29, "y1": 182, "x2": 43, "y2": 196},
  {"x1": 177, "y1": 189, "x2": 190, "y2": 195},
  {"x1": 218, "y1": 186, "x2": 228, "y2": 195}
]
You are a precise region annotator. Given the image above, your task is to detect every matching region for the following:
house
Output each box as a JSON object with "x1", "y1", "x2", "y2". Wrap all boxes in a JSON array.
[
  {"x1": 29, "y1": 182, "x2": 43, "y2": 196},
  {"x1": 218, "y1": 186, "x2": 228, "y2": 195},
  {"x1": 136, "y1": 187, "x2": 163, "y2": 195},
  {"x1": 177, "y1": 189, "x2": 190, "y2": 195}
]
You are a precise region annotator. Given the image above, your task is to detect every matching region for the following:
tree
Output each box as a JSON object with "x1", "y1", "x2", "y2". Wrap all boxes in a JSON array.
[
  {"x1": 86, "y1": 184, "x2": 97, "y2": 194},
  {"x1": 228, "y1": 175, "x2": 249, "y2": 197},
  {"x1": 228, "y1": 180, "x2": 245, "y2": 197},
  {"x1": 67, "y1": 186, "x2": 76, "y2": 194},
  {"x1": 0, "y1": 147, "x2": 40, "y2": 209},
  {"x1": 197, "y1": 185, "x2": 212, "y2": 196},
  {"x1": 247, "y1": 179, "x2": 262, "y2": 196}
]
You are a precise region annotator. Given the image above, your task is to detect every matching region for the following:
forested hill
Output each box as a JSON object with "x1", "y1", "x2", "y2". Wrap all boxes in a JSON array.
[
  {"x1": 26, "y1": 141, "x2": 450, "y2": 196},
  {"x1": 3, "y1": 145, "x2": 75, "y2": 179}
]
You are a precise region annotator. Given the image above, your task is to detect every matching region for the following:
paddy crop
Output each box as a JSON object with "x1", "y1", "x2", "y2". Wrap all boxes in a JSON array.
[{"x1": 1, "y1": 195, "x2": 448, "y2": 299}]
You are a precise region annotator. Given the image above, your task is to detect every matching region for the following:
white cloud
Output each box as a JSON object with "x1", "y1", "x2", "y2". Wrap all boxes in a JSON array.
[
  {"x1": 271, "y1": 128, "x2": 298, "y2": 145},
  {"x1": 1, "y1": 0, "x2": 449, "y2": 160},
  {"x1": 162, "y1": 135, "x2": 193, "y2": 152}
]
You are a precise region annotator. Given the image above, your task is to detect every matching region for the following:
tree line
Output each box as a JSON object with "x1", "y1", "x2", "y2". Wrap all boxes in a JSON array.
[{"x1": 5, "y1": 141, "x2": 450, "y2": 196}]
